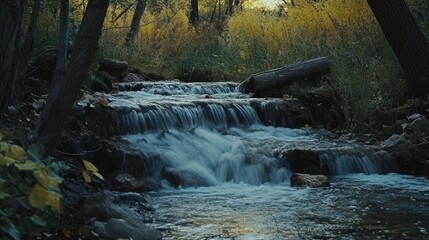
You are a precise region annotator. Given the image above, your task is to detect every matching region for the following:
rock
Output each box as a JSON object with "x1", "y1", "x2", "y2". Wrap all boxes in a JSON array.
[
  {"x1": 380, "y1": 134, "x2": 426, "y2": 175},
  {"x1": 99, "y1": 58, "x2": 128, "y2": 78},
  {"x1": 297, "y1": 87, "x2": 346, "y2": 130},
  {"x1": 121, "y1": 73, "x2": 143, "y2": 82},
  {"x1": 129, "y1": 67, "x2": 165, "y2": 81},
  {"x1": 405, "y1": 116, "x2": 429, "y2": 143},
  {"x1": 112, "y1": 173, "x2": 146, "y2": 192},
  {"x1": 287, "y1": 149, "x2": 322, "y2": 174},
  {"x1": 89, "y1": 77, "x2": 110, "y2": 92},
  {"x1": 80, "y1": 190, "x2": 154, "y2": 223},
  {"x1": 290, "y1": 173, "x2": 330, "y2": 187},
  {"x1": 93, "y1": 218, "x2": 162, "y2": 240}
]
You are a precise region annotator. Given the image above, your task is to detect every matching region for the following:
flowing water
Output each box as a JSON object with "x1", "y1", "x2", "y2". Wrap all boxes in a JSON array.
[{"x1": 98, "y1": 80, "x2": 429, "y2": 239}]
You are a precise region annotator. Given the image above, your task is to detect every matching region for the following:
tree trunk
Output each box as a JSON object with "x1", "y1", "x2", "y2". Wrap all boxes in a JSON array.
[
  {"x1": 0, "y1": 0, "x2": 27, "y2": 109},
  {"x1": 239, "y1": 57, "x2": 332, "y2": 97},
  {"x1": 35, "y1": 0, "x2": 109, "y2": 156},
  {"x1": 51, "y1": 0, "x2": 69, "y2": 93},
  {"x1": 11, "y1": 0, "x2": 41, "y2": 105},
  {"x1": 125, "y1": 0, "x2": 146, "y2": 45},
  {"x1": 226, "y1": 0, "x2": 233, "y2": 16},
  {"x1": 190, "y1": 0, "x2": 199, "y2": 25},
  {"x1": 367, "y1": 0, "x2": 429, "y2": 98}
]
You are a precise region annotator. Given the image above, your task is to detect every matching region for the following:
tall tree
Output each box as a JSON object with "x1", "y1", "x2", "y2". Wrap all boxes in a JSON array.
[
  {"x1": 0, "y1": 0, "x2": 27, "y2": 109},
  {"x1": 35, "y1": 0, "x2": 109, "y2": 155},
  {"x1": 11, "y1": 0, "x2": 42, "y2": 105},
  {"x1": 190, "y1": 0, "x2": 199, "y2": 25},
  {"x1": 367, "y1": 0, "x2": 429, "y2": 98},
  {"x1": 125, "y1": 0, "x2": 147, "y2": 45},
  {"x1": 226, "y1": 0, "x2": 233, "y2": 16},
  {"x1": 51, "y1": 0, "x2": 69, "y2": 94}
]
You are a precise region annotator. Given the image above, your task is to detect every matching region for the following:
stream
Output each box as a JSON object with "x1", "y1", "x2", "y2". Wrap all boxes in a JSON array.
[{"x1": 93, "y1": 80, "x2": 429, "y2": 239}]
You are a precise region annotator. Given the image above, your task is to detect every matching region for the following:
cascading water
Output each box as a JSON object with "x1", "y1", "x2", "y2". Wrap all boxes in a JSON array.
[{"x1": 85, "y1": 80, "x2": 429, "y2": 239}]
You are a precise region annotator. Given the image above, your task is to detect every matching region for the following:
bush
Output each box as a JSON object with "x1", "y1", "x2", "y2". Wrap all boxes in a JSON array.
[{"x1": 0, "y1": 128, "x2": 63, "y2": 239}]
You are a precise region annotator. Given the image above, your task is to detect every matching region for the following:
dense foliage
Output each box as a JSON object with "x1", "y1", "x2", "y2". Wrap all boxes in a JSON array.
[
  {"x1": 64, "y1": 0, "x2": 424, "y2": 129},
  {"x1": 0, "y1": 128, "x2": 62, "y2": 239}
]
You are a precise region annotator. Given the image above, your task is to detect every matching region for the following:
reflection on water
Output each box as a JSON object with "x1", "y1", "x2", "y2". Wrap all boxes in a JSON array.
[{"x1": 148, "y1": 174, "x2": 429, "y2": 239}]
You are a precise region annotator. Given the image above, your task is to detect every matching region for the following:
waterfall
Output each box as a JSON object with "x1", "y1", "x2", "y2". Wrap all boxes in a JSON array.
[{"x1": 87, "y1": 80, "x2": 397, "y2": 187}]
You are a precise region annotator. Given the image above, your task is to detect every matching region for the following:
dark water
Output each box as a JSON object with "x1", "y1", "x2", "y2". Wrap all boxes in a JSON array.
[{"x1": 148, "y1": 174, "x2": 429, "y2": 239}]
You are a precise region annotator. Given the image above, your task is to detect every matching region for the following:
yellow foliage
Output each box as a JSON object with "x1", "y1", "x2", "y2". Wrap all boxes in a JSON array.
[
  {"x1": 82, "y1": 160, "x2": 104, "y2": 182},
  {"x1": 14, "y1": 160, "x2": 39, "y2": 171},
  {"x1": 28, "y1": 183, "x2": 62, "y2": 212},
  {"x1": 225, "y1": 0, "x2": 376, "y2": 60},
  {"x1": 0, "y1": 142, "x2": 25, "y2": 160},
  {"x1": 0, "y1": 153, "x2": 16, "y2": 166},
  {"x1": 33, "y1": 168, "x2": 62, "y2": 189}
]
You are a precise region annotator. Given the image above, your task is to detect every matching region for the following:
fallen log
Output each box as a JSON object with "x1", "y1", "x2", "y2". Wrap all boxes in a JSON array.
[{"x1": 238, "y1": 57, "x2": 332, "y2": 97}]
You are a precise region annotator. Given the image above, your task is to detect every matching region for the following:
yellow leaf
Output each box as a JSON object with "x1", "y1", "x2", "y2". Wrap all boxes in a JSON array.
[
  {"x1": 83, "y1": 160, "x2": 98, "y2": 172},
  {"x1": 0, "y1": 142, "x2": 25, "y2": 160},
  {"x1": 14, "y1": 160, "x2": 39, "y2": 171},
  {"x1": 100, "y1": 99, "x2": 109, "y2": 107},
  {"x1": 0, "y1": 153, "x2": 16, "y2": 165},
  {"x1": 92, "y1": 172, "x2": 104, "y2": 180},
  {"x1": 33, "y1": 168, "x2": 62, "y2": 189},
  {"x1": 28, "y1": 183, "x2": 47, "y2": 210},
  {"x1": 82, "y1": 170, "x2": 92, "y2": 183},
  {"x1": 62, "y1": 228, "x2": 71, "y2": 239},
  {"x1": 28, "y1": 183, "x2": 62, "y2": 212}
]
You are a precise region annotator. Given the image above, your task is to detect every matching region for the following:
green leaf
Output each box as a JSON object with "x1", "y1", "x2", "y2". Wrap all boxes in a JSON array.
[
  {"x1": 3, "y1": 223, "x2": 21, "y2": 240},
  {"x1": 27, "y1": 143, "x2": 45, "y2": 161},
  {"x1": 0, "y1": 191, "x2": 10, "y2": 199},
  {"x1": 14, "y1": 160, "x2": 39, "y2": 171},
  {"x1": 30, "y1": 215, "x2": 48, "y2": 227}
]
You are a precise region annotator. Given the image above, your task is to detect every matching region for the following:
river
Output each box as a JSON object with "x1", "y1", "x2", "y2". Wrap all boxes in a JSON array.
[{"x1": 99, "y1": 80, "x2": 429, "y2": 239}]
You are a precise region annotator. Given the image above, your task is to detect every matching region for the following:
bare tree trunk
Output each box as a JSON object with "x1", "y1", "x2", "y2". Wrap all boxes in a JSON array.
[
  {"x1": 367, "y1": 0, "x2": 429, "y2": 98},
  {"x1": 209, "y1": 0, "x2": 217, "y2": 24},
  {"x1": 51, "y1": 0, "x2": 69, "y2": 93},
  {"x1": 226, "y1": 0, "x2": 233, "y2": 16},
  {"x1": 190, "y1": 0, "x2": 199, "y2": 25},
  {"x1": 125, "y1": 0, "x2": 146, "y2": 45},
  {"x1": 11, "y1": 0, "x2": 41, "y2": 105},
  {"x1": 0, "y1": 0, "x2": 27, "y2": 109},
  {"x1": 35, "y1": 0, "x2": 109, "y2": 156}
]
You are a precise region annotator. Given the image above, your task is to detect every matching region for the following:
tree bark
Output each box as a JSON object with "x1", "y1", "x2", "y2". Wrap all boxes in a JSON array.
[
  {"x1": 367, "y1": 0, "x2": 429, "y2": 98},
  {"x1": 190, "y1": 0, "x2": 199, "y2": 25},
  {"x1": 51, "y1": 0, "x2": 69, "y2": 93},
  {"x1": 0, "y1": 0, "x2": 27, "y2": 109},
  {"x1": 35, "y1": 0, "x2": 109, "y2": 156},
  {"x1": 226, "y1": 0, "x2": 233, "y2": 16},
  {"x1": 239, "y1": 57, "x2": 332, "y2": 97},
  {"x1": 125, "y1": 0, "x2": 146, "y2": 45},
  {"x1": 11, "y1": 0, "x2": 41, "y2": 105}
]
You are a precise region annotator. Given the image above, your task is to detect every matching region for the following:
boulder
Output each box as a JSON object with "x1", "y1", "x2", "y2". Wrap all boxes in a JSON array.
[
  {"x1": 80, "y1": 190, "x2": 154, "y2": 223},
  {"x1": 380, "y1": 134, "x2": 426, "y2": 175},
  {"x1": 297, "y1": 87, "x2": 346, "y2": 130},
  {"x1": 121, "y1": 72, "x2": 143, "y2": 82},
  {"x1": 99, "y1": 58, "x2": 128, "y2": 78},
  {"x1": 290, "y1": 173, "x2": 330, "y2": 187},
  {"x1": 93, "y1": 218, "x2": 162, "y2": 240}
]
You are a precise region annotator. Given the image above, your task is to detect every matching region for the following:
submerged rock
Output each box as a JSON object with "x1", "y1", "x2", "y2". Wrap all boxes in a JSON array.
[
  {"x1": 81, "y1": 190, "x2": 160, "y2": 238},
  {"x1": 290, "y1": 173, "x2": 330, "y2": 188},
  {"x1": 112, "y1": 173, "x2": 147, "y2": 192},
  {"x1": 94, "y1": 218, "x2": 162, "y2": 240}
]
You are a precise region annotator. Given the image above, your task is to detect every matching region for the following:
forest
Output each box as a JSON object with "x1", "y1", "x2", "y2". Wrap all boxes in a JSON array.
[{"x1": 1, "y1": 0, "x2": 429, "y2": 239}]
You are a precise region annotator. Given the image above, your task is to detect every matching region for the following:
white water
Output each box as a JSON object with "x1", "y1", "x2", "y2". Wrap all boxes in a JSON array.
[{"x1": 101, "y1": 80, "x2": 428, "y2": 239}]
